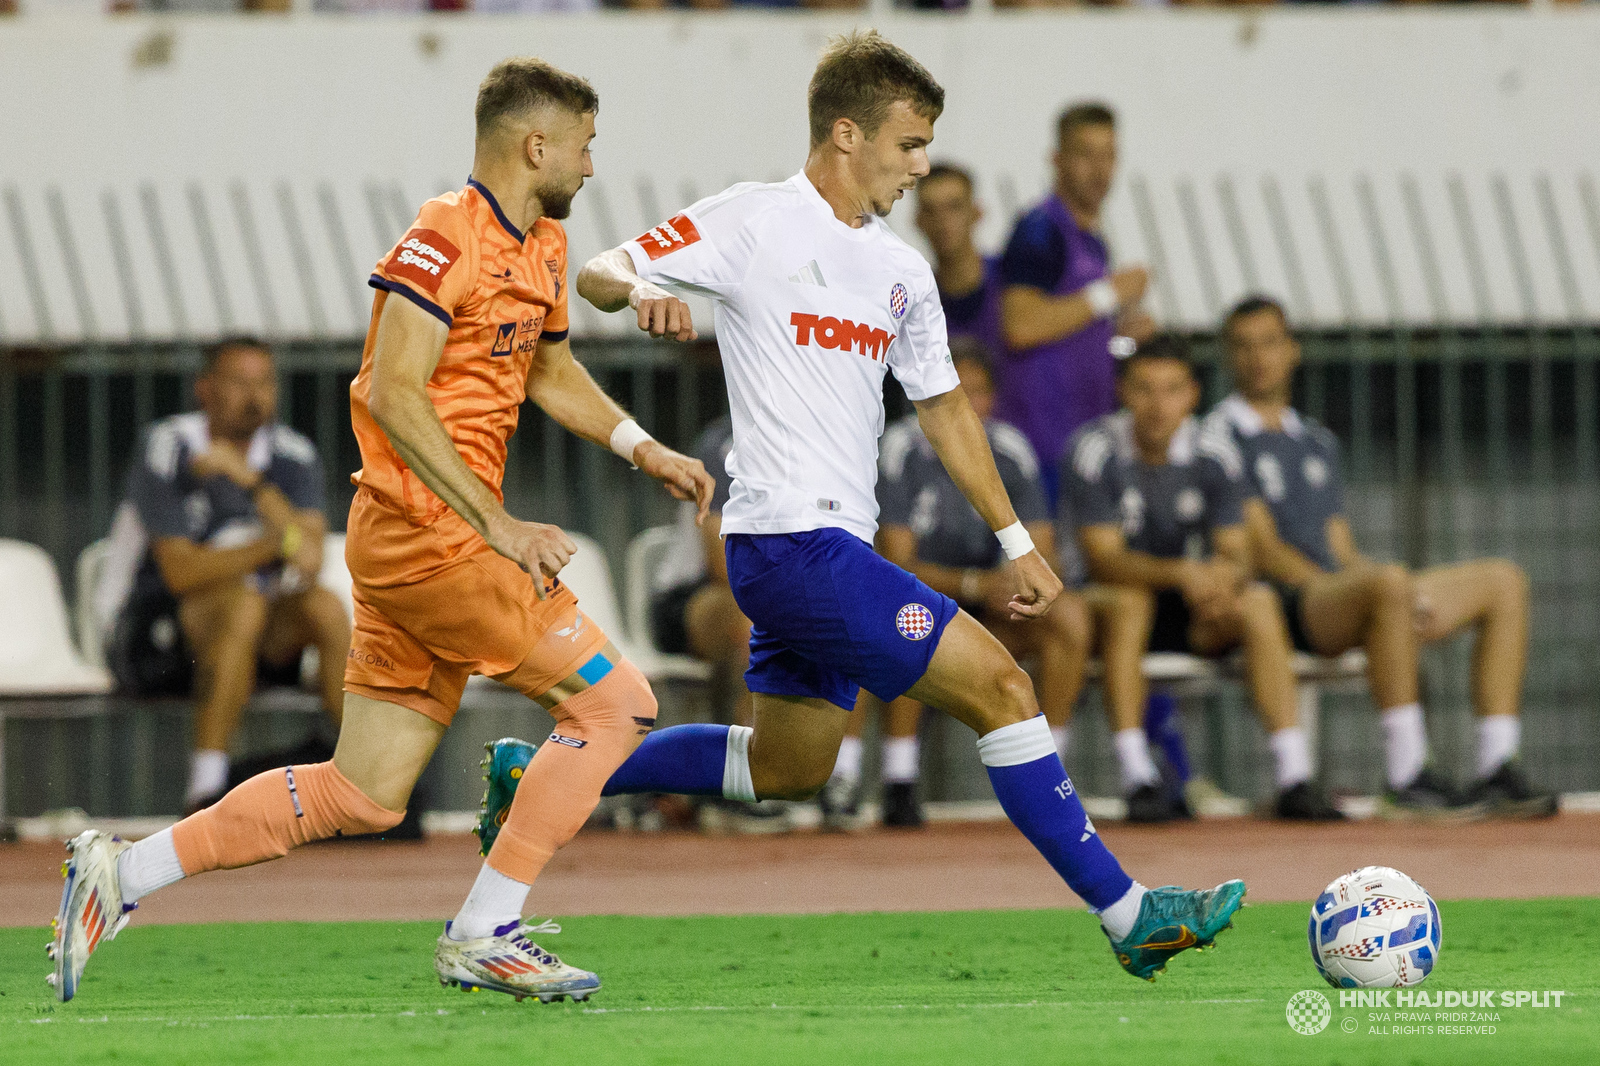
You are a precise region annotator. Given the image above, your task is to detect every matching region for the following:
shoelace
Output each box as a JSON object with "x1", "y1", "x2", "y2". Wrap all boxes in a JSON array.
[{"x1": 511, "y1": 918, "x2": 563, "y2": 966}]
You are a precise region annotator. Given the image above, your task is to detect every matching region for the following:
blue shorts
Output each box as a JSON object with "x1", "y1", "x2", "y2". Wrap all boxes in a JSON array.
[{"x1": 725, "y1": 528, "x2": 960, "y2": 712}]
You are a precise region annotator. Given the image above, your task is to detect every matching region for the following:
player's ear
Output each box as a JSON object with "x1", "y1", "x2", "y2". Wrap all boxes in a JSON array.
[
  {"x1": 831, "y1": 117, "x2": 859, "y2": 154},
  {"x1": 524, "y1": 128, "x2": 546, "y2": 169}
]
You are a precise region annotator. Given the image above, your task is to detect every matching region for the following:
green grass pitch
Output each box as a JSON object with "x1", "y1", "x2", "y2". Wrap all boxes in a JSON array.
[{"x1": 2, "y1": 899, "x2": 1594, "y2": 1065}]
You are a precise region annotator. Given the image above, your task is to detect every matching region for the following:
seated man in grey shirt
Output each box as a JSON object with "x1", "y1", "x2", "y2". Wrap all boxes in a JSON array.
[
  {"x1": 1063, "y1": 336, "x2": 1340, "y2": 823},
  {"x1": 1212, "y1": 295, "x2": 1553, "y2": 818},
  {"x1": 101, "y1": 338, "x2": 349, "y2": 811},
  {"x1": 849, "y1": 343, "x2": 1089, "y2": 827}
]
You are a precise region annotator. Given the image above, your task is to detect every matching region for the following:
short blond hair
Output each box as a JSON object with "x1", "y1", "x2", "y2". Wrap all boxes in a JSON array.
[{"x1": 808, "y1": 31, "x2": 944, "y2": 148}]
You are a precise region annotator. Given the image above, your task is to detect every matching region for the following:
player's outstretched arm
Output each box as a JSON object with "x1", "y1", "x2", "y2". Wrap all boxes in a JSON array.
[
  {"x1": 527, "y1": 336, "x2": 715, "y2": 524},
  {"x1": 368, "y1": 295, "x2": 577, "y2": 595},
  {"x1": 577, "y1": 248, "x2": 697, "y2": 341},
  {"x1": 913, "y1": 387, "x2": 1062, "y2": 620}
]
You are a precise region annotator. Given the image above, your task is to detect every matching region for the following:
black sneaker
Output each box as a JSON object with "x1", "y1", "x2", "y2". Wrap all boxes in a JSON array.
[
  {"x1": 1274, "y1": 780, "x2": 1345, "y2": 821},
  {"x1": 1466, "y1": 761, "x2": 1558, "y2": 819},
  {"x1": 1125, "y1": 783, "x2": 1181, "y2": 824},
  {"x1": 1381, "y1": 767, "x2": 1480, "y2": 820},
  {"x1": 881, "y1": 781, "x2": 925, "y2": 828}
]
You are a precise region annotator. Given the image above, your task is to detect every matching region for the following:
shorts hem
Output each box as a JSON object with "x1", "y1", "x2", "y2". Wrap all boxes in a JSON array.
[
  {"x1": 344, "y1": 680, "x2": 457, "y2": 726},
  {"x1": 744, "y1": 677, "x2": 860, "y2": 714}
]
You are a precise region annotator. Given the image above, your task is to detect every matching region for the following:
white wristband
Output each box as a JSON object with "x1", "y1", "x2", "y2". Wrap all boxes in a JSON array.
[
  {"x1": 609, "y1": 418, "x2": 653, "y2": 467},
  {"x1": 995, "y1": 521, "x2": 1035, "y2": 561},
  {"x1": 1083, "y1": 278, "x2": 1119, "y2": 319}
]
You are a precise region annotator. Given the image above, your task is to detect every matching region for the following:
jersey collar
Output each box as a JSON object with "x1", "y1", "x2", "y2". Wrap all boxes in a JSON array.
[
  {"x1": 1219, "y1": 393, "x2": 1303, "y2": 438},
  {"x1": 1108, "y1": 410, "x2": 1199, "y2": 466},
  {"x1": 467, "y1": 177, "x2": 526, "y2": 244},
  {"x1": 793, "y1": 171, "x2": 878, "y2": 242},
  {"x1": 174, "y1": 412, "x2": 276, "y2": 471}
]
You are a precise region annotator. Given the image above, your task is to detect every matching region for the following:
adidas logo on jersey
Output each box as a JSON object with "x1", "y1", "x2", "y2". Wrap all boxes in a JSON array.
[{"x1": 789, "y1": 312, "x2": 894, "y2": 363}]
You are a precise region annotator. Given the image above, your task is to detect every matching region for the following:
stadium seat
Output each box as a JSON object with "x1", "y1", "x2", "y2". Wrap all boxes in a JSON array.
[
  {"x1": 0, "y1": 539, "x2": 113, "y2": 695},
  {"x1": 74, "y1": 538, "x2": 112, "y2": 671},
  {"x1": 622, "y1": 527, "x2": 711, "y2": 682},
  {"x1": 317, "y1": 532, "x2": 354, "y2": 623}
]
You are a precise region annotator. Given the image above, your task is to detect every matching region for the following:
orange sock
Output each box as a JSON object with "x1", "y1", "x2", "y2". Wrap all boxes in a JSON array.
[
  {"x1": 486, "y1": 658, "x2": 656, "y2": 885},
  {"x1": 170, "y1": 761, "x2": 404, "y2": 875}
]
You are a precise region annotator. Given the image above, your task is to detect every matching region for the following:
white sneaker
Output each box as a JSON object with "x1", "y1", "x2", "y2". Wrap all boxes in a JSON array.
[
  {"x1": 434, "y1": 919, "x2": 600, "y2": 1003},
  {"x1": 49, "y1": 830, "x2": 134, "y2": 1001}
]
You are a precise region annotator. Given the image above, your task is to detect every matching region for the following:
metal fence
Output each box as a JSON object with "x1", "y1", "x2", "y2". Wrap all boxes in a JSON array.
[{"x1": 2, "y1": 328, "x2": 1599, "y2": 809}]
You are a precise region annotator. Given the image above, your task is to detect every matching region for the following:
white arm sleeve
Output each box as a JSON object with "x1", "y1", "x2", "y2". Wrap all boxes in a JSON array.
[
  {"x1": 622, "y1": 183, "x2": 769, "y2": 301},
  {"x1": 887, "y1": 278, "x2": 961, "y2": 402}
]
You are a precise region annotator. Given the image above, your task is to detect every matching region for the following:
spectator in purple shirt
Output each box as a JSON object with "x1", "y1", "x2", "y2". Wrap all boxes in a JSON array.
[
  {"x1": 914, "y1": 164, "x2": 1003, "y2": 360},
  {"x1": 999, "y1": 102, "x2": 1155, "y2": 509}
]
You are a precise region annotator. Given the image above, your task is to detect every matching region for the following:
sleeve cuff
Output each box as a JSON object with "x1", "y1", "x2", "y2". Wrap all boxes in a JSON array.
[
  {"x1": 622, "y1": 240, "x2": 653, "y2": 279},
  {"x1": 369, "y1": 275, "x2": 452, "y2": 328},
  {"x1": 540, "y1": 328, "x2": 569, "y2": 344}
]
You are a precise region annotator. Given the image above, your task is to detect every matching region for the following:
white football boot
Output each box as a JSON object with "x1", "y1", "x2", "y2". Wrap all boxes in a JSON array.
[
  {"x1": 49, "y1": 830, "x2": 135, "y2": 1001},
  {"x1": 434, "y1": 918, "x2": 600, "y2": 1003}
]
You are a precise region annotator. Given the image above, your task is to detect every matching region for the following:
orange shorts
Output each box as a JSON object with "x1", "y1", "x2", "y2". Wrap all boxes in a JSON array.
[{"x1": 342, "y1": 487, "x2": 610, "y2": 725}]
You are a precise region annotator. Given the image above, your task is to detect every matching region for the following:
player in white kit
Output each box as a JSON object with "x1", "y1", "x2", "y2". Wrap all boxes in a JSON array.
[{"x1": 565, "y1": 31, "x2": 1246, "y2": 982}]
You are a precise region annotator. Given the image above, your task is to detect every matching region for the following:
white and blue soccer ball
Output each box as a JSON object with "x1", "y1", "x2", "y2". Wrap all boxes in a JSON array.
[{"x1": 1310, "y1": 865, "x2": 1441, "y2": 989}]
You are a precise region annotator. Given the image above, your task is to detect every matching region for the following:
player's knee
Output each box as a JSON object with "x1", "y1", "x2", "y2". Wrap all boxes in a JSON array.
[
  {"x1": 555, "y1": 657, "x2": 658, "y2": 742},
  {"x1": 974, "y1": 663, "x2": 1038, "y2": 730},
  {"x1": 1370, "y1": 563, "x2": 1414, "y2": 607},
  {"x1": 1045, "y1": 594, "x2": 1091, "y2": 654},
  {"x1": 1484, "y1": 559, "x2": 1529, "y2": 604},
  {"x1": 1110, "y1": 585, "x2": 1156, "y2": 629},
  {"x1": 1239, "y1": 583, "x2": 1288, "y2": 635}
]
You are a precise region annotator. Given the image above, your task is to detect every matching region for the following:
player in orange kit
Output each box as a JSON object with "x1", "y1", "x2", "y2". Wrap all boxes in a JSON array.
[{"x1": 49, "y1": 56, "x2": 712, "y2": 1005}]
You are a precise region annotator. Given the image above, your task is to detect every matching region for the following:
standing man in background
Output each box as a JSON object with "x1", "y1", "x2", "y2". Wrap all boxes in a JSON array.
[
  {"x1": 915, "y1": 163, "x2": 1003, "y2": 356},
  {"x1": 999, "y1": 102, "x2": 1154, "y2": 510}
]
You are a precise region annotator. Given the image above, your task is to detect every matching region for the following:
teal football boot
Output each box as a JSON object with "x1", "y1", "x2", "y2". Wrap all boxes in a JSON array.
[
  {"x1": 475, "y1": 738, "x2": 538, "y2": 856},
  {"x1": 1105, "y1": 879, "x2": 1247, "y2": 980}
]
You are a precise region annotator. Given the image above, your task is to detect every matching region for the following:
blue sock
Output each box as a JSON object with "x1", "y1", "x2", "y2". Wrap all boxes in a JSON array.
[
  {"x1": 601, "y1": 724, "x2": 755, "y2": 800},
  {"x1": 1144, "y1": 692, "x2": 1191, "y2": 783},
  {"x1": 978, "y1": 715, "x2": 1133, "y2": 911}
]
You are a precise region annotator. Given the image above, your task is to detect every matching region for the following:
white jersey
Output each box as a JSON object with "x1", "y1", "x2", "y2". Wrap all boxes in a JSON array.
[{"x1": 624, "y1": 172, "x2": 959, "y2": 543}]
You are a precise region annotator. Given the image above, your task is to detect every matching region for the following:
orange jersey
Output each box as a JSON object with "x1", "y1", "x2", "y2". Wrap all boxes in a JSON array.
[{"x1": 351, "y1": 180, "x2": 570, "y2": 521}]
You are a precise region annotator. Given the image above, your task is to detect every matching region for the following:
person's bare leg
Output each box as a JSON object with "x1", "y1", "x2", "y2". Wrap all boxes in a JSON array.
[
  {"x1": 1192, "y1": 584, "x2": 1318, "y2": 805},
  {"x1": 1416, "y1": 560, "x2": 1532, "y2": 783},
  {"x1": 1415, "y1": 560, "x2": 1529, "y2": 722},
  {"x1": 332, "y1": 692, "x2": 449, "y2": 811},
  {"x1": 747, "y1": 693, "x2": 850, "y2": 800},
  {"x1": 1301, "y1": 564, "x2": 1420, "y2": 711},
  {"x1": 686, "y1": 584, "x2": 753, "y2": 726},
  {"x1": 1192, "y1": 584, "x2": 1296, "y2": 733},
  {"x1": 178, "y1": 582, "x2": 270, "y2": 806},
  {"x1": 260, "y1": 587, "x2": 351, "y2": 728},
  {"x1": 1084, "y1": 585, "x2": 1154, "y2": 733}
]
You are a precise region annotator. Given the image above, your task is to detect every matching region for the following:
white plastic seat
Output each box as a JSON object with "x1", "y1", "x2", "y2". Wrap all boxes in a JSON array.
[
  {"x1": 623, "y1": 526, "x2": 711, "y2": 682},
  {"x1": 74, "y1": 538, "x2": 112, "y2": 671},
  {"x1": 0, "y1": 539, "x2": 113, "y2": 695},
  {"x1": 317, "y1": 532, "x2": 354, "y2": 623}
]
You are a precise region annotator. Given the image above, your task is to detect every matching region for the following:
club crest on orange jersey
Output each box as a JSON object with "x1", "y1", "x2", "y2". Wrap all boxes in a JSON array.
[{"x1": 492, "y1": 322, "x2": 516, "y2": 357}]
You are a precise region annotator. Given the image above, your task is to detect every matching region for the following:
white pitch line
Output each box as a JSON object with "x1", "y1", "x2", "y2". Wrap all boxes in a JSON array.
[{"x1": 17, "y1": 999, "x2": 1266, "y2": 1026}]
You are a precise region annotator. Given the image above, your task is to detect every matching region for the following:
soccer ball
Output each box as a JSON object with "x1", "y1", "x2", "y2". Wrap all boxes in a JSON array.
[{"x1": 1309, "y1": 865, "x2": 1441, "y2": 988}]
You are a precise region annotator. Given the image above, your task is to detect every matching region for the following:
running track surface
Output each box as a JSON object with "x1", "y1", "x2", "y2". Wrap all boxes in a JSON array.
[{"x1": 2, "y1": 815, "x2": 1594, "y2": 927}]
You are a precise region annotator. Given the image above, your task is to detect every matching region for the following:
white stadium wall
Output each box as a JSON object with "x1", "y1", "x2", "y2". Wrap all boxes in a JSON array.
[{"x1": 1, "y1": 9, "x2": 1599, "y2": 344}]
